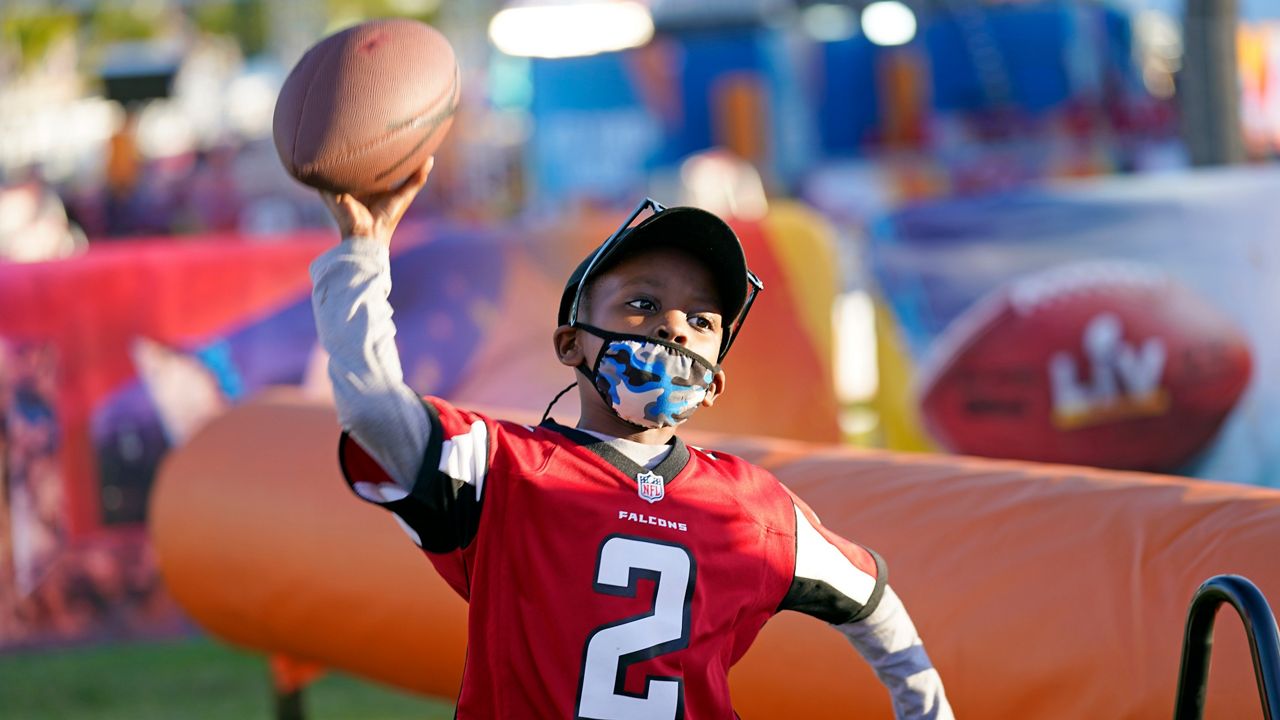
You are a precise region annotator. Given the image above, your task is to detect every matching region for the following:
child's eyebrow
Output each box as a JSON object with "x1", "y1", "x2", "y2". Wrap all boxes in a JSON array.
[
  {"x1": 619, "y1": 276, "x2": 667, "y2": 290},
  {"x1": 617, "y1": 277, "x2": 722, "y2": 312}
]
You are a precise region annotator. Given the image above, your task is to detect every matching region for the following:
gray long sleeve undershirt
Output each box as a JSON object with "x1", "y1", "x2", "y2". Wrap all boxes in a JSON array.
[
  {"x1": 310, "y1": 237, "x2": 432, "y2": 487},
  {"x1": 839, "y1": 587, "x2": 954, "y2": 720}
]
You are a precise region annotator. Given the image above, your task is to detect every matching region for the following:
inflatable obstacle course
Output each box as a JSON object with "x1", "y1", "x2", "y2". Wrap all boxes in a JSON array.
[{"x1": 152, "y1": 391, "x2": 1280, "y2": 718}]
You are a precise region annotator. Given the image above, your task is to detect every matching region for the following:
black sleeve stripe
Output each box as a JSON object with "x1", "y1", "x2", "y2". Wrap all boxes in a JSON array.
[
  {"x1": 846, "y1": 548, "x2": 888, "y2": 624},
  {"x1": 777, "y1": 528, "x2": 889, "y2": 625},
  {"x1": 420, "y1": 396, "x2": 445, "y2": 481}
]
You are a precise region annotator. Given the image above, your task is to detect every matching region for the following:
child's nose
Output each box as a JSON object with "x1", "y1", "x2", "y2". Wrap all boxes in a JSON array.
[{"x1": 654, "y1": 313, "x2": 688, "y2": 345}]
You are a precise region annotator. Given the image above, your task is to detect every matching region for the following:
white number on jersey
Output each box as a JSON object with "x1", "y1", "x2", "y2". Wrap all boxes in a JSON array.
[{"x1": 576, "y1": 535, "x2": 695, "y2": 720}]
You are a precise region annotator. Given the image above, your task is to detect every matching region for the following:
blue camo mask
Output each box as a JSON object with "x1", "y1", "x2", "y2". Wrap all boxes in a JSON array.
[{"x1": 577, "y1": 325, "x2": 719, "y2": 429}]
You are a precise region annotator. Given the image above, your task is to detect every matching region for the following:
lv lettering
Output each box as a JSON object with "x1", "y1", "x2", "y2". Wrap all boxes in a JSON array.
[{"x1": 1049, "y1": 313, "x2": 1169, "y2": 428}]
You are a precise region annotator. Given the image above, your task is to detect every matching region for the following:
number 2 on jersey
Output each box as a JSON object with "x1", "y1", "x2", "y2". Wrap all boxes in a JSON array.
[{"x1": 576, "y1": 535, "x2": 696, "y2": 720}]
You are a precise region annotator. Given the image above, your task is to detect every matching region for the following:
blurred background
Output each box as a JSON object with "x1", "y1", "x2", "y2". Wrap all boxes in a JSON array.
[{"x1": 1, "y1": 0, "x2": 1277, "y2": 717}]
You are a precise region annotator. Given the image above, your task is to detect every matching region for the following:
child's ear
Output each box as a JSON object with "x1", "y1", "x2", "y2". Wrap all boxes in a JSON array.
[
  {"x1": 701, "y1": 368, "x2": 727, "y2": 408},
  {"x1": 553, "y1": 326, "x2": 585, "y2": 367}
]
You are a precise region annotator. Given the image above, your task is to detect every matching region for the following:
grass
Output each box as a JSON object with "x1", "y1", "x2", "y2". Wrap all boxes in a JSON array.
[{"x1": 0, "y1": 636, "x2": 455, "y2": 720}]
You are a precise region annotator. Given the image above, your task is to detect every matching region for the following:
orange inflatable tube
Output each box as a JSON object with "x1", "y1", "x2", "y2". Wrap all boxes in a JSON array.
[{"x1": 151, "y1": 391, "x2": 1280, "y2": 718}]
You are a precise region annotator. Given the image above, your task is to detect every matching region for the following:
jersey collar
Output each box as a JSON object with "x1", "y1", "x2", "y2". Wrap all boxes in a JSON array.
[{"x1": 541, "y1": 419, "x2": 691, "y2": 486}]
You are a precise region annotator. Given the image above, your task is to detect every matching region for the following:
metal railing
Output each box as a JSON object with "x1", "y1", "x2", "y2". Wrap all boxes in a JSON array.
[{"x1": 1173, "y1": 574, "x2": 1280, "y2": 720}]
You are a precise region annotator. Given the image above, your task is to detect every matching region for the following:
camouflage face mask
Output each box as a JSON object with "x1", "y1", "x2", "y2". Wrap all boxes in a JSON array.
[{"x1": 577, "y1": 325, "x2": 719, "y2": 429}]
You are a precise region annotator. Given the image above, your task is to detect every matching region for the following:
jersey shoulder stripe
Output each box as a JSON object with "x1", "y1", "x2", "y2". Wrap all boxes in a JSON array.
[
  {"x1": 777, "y1": 486, "x2": 887, "y2": 624},
  {"x1": 338, "y1": 397, "x2": 487, "y2": 553}
]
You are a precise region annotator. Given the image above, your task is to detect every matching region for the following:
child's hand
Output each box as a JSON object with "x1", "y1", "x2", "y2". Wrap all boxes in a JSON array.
[{"x1": 320, "y1": 157, "x2": 434, "y2": 246}]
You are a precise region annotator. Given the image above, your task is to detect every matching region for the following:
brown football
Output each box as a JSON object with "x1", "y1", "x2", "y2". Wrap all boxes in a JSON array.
[{"x1": 272, "y1": 19, "x2": 459, "y2": 194}]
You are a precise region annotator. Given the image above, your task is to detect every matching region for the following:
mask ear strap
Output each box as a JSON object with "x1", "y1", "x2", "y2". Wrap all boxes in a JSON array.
[
  {"x1": 544, "y1": 324, "x2": 612, "y2": 425},
  {"x1": 540, "y1": 382, "x2": 578, "y2": 424}
]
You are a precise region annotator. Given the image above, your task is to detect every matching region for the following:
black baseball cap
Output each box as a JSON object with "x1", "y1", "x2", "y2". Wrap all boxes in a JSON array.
[{"x1": 558, "y1": 203, "x2": 762, "y2": 360}]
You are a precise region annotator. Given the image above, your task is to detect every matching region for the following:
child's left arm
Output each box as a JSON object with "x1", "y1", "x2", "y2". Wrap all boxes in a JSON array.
[
  {"x1": 779, "y1": 487, "x2": 953, "y2": 719},
  {"x1": 836, "y1": 585, "x2": 954, "y2": 720}
]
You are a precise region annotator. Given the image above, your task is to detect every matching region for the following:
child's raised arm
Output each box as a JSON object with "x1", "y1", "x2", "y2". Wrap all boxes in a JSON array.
[{"x1": 309, "y1": 159, "x2": 434, "y2": 488}]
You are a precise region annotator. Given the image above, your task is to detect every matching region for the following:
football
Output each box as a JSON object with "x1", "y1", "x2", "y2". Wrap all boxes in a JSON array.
[
  {"x1": 272, "y1": 18, "x2": 460, "y2": 194},
  {"x1": 916, "y1": 262, "x2": 1253, "y2": 472}
]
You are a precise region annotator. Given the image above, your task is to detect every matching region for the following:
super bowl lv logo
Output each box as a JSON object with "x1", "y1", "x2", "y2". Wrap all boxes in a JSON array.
[
  {"x1": 636, "y1": 471, "x2": 665, "y2": 503},
  {"x1": 1049, "y1": 312, "x2": 1169, "y2": 429}
]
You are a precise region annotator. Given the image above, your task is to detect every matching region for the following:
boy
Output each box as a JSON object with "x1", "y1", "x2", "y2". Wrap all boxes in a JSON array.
[{"x1": 310, "y1": 160, "x2": 952, "y2": 719}]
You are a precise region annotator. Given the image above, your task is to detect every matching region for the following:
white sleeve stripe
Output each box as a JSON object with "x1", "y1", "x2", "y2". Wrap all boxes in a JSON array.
[
  {"x1": 437, "y1": 420, "x2": 490, "y2": 499},
  {"x1": 793, "y1": 504, "x2": 877, "y2": 605},
  {"x1": 351, "y1": 480, "x2": 409, "y2": 504}
]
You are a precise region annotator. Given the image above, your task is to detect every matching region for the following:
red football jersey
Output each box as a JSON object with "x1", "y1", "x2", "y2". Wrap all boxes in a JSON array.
[{"x1": 340, "y1": 397, "x2": 885, "y2": 719}]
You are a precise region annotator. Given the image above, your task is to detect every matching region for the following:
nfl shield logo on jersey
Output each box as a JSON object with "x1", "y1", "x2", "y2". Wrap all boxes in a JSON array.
[{"x1": 636, "y1": 471, "x2": 665, "y2": 503}]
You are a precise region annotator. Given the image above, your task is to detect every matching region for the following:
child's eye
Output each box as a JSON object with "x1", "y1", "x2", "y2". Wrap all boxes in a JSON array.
[
  {"x1": 689, "y1": 315, "x2": 714, "y2": 331},
  {"x1": 626, "y1": 298, "x2": 657, "y2": 312}
]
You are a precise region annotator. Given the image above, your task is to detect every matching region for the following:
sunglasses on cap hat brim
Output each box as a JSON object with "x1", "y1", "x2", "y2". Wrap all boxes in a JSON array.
[{"x1": 565, "y1": 197, "x2": 764, "y2": 361}]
